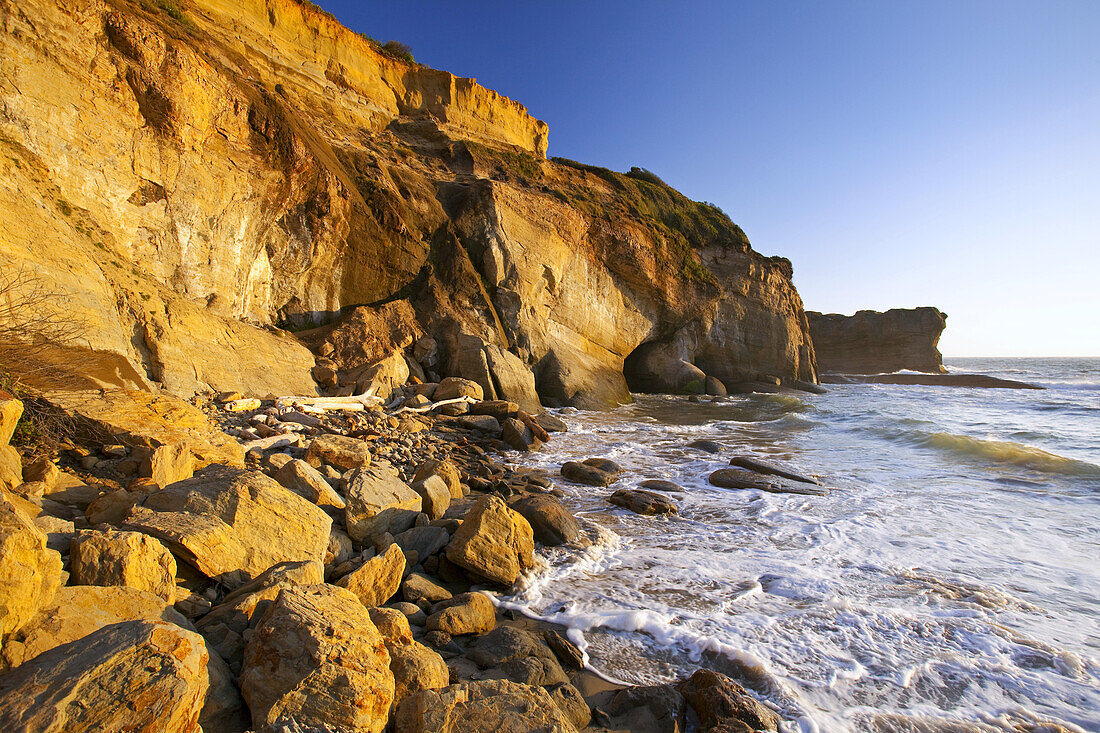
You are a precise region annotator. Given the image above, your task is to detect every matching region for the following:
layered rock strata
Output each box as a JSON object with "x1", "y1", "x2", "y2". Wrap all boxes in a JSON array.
[{"x1": 806, "y1": 308, "x2": 948, "y2": 374}]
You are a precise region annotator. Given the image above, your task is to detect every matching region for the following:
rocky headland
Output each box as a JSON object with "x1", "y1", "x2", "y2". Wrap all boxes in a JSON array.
[{"x1": 806, "y1": 307, "x2": 948, "y2": 375}]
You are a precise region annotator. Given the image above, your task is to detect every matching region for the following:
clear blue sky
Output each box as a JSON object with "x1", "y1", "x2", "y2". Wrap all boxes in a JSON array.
[{"x1": 322, "y1": 1, "x2": 1100, "y2": 357}]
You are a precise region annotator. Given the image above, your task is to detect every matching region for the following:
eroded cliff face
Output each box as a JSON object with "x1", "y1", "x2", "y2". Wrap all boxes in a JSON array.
[
  {"x1": 806, "y1": 308, "x2": 947, "y2": 374},
  {"x1": 0, "y1": 0, "x2": 815, "y2": 404}
]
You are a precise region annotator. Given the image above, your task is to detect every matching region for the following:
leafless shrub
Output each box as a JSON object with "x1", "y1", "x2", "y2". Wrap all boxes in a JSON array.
[{"x1": 0, "y1": 263, "x2": 88, "y2": 450}]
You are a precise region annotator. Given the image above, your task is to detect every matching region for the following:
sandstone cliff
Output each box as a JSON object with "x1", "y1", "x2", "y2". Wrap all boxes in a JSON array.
[
  {"x1": 0, "y1": 0, "x2": 816, "y2": 405},
  {"x1": 806, "y1": 308, "x2": 947, "y2": 374}
]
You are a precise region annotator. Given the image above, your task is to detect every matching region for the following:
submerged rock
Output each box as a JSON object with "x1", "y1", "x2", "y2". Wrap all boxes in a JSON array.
[
  {"x1": 608, "y1": 489, "x2": 678, "y2": 515},
  {"x1": 708, "y1": 468, "x2": 828, "y2": 496},
  {"x1": 637, "y1": 479, "x2": 685, "y2": 493},
  {"x1": 680, "y1": 668, "x2": 780, "y2": 732},
  {"x1": 394, "y1": 679, "x2": 579, "y2": 733},
  {"x1": 728, "y1": 455, "x2": 820, "y2": 485},
  {"x1": 560, "y1": 458, "x2": 622, "y2": 487}
]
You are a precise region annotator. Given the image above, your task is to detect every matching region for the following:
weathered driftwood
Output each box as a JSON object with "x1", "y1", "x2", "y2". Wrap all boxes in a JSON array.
[
  {"x1": 274, "y1": 393, "x2": 384, "y2": 412},
  {"x1": 389, "y1": 396, "x2": 476, "y2": 416}
]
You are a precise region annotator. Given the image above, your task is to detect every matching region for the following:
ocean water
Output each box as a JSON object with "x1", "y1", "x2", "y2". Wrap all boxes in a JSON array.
[{"x1": 499, "y1": 358, "x2": 1100, "y2": 732}]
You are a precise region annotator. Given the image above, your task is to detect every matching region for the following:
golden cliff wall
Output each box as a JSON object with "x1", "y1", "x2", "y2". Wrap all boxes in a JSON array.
[{"x1": 0, "y1": 0, "x2": 813, "y2": 404}]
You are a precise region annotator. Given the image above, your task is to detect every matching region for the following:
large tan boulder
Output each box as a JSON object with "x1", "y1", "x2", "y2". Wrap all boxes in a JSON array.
[
  {"x1": 0, "y1": 395, "x2": 22, "y2": 445},
  {"x1": 395, "y1": 679, "x2": 578, "y2": 733},
  {"x1": 140, "y1": 440, "x2": 195, "y2": 488},
  {"x1": 537, "y1": 343, "x2": 632, "y2": 411},
  {"x1": 352, "y1": 351, "x2": 410, "y2": 401},
  {"x1": 426, "y1": 592, "x2": 496, "y2": 636},
  {"x1": 240, "y1": 584, "x2": 395, "y2": 732},
  {"x1": 0, "y1": 445, "x2": 21, "y2": 491},
  {"x1": 336, "y1": 542, "x2": 405, "y2": 608},
  {"x1": 484, "y1": 344, "x2": 542, "y2": 413},
  {"x1": 306, "y1": 433, "x2": 373, "y2": 472},
  {"x1": 0, "y1": 495, "x2": 63, "y2": 645},
  {"x1": 445, "y1": 495, "x2": 535, "y2": 586},
  {"x1": 0, "y1": 620, "x2": 211, "y2": 732},
  {"x1": 434, "y1": 377, "x2": 484, "y2": 402},
  {"x1": 197, "y1": 559, "x2": 324, "y2": 674},
  {"x1": 344, "y1": 466, "x2": 422, "y2": 544},
  {"x1": 69, "y1": 528, "x2": 177, "y2": 601},
  {"x1": 413, "y1": 459, "x2": 463, "y2": 499},
  {"x1": 1, "y1": 585, "x2": 188, "y2": 669},
  {"x1": 43, "y1": 390, "x2": 244, "y2": 468},
  {"x1": 141, "y1": 465, "x2": 332, "y2": 579},
  {"x1": 124, "y1": 507, "x2": 248, "y2": 581},
  {"x1": 369, "y1": 607, "x2": 448, "y2": 706},
  {"x1": 275, "y1": 457, "x2": 346, "y2": 509}
]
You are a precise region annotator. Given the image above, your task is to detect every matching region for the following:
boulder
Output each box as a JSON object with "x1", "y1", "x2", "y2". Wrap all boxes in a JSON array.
[
  {"x1": 0, "y1": 395, "x2": 22, "y2": 445},
  {"x1": 353, "y1": 351, "x2": 410, "y2": 401},
  {"x1": 509, "y1": 494, "x2": 580, "y2": 546},
  {"x1": 457, "y1": 414, "x2": 501, "y2": 433},
  {"x1": 0, "y1": 496, "x2": 63, "y2": 645},
  {"x1": 336, "y1": 543, "x2": 405, "y2": 608},
  {"x1": 413, "y1": 459, "x2": 463, "y2": 499},
  {"x1": 123, "y1": 507, "x2": 248, "y2": 581},
  {"x1": 0, "y1": 620, "x2": 210, "y2": 733},
  {"x1": 196, "y1": 560, "x2": 324, "y2": 674},
  {"x1": 43, "y1": 389, "x2": 244, "y2": 468},
  {"x1": 608, "y1": 489, "x2": 678, "y2": 516},
  {"x1": 306, "y1": 434, "x2": 372, "y2": 472},
  {"x1": 425, "y1": 592, "x2": 496, "y2": 636},
  {"x1": 327, "y1": 527, "x2": 355, "y2": 566},
  {"x1": 140, "y1": 440, "x2": 194, "y2": 488},
  {"x1": 1, "y1": 585, "x2": 187, "y2": 669},
  {"x1": 240, "y1": 584, "x2": 395, "y2": 732},
  {"x1": 470, "y1": 400, "x2": 519, "y2": 419},
  {"x1": 69, "y1": 529, "x2": 176, "y2": 601},
  {"x1": 22, "y1": 456, "x2": 59, "y2": 489},
  {"x1": 369, "y1": 607, "x2": 449, "y2": 706},
  {"x1": 624, "y1": 342, "x2": 708, "y2": 394},
  {"x1": 705, "y1": 375, "x2": 728, "y2": 396},
  {"x1": 468, "y1": 626, "x2": 568, "y2": 687},
  {"x1": 0, "y1": 444, "x2": 21, "y2": 492},
  {"x1": 394, "y1": 679, "x2": 579, "y2": 733},
  {"x1": 608, "y1": 683, "x2": 687, "y2": 733},
  {"x1": 141, "y1": 465, "x2": 332, "y2": 579},
  {"x1": 638, "y1": 479, "x2": 685, "y2": 493},
  {"x1": 401, "y1": 573, "x2": 452, "y2": 605},
  {"x1": 501, "y1": 418, "x2": 541, "y2": 451},
  {"x1": 537, "y1": 344, "x2": 632, "y2": 411},
  {"x1": 275, "y1": 458, "x2": 347, "y2": 509},
  {"x1": 560, "y1": 460, "x2": 616, "y2": 487},
  {"x1": 484, "y1": 344, "x2": 542, "y2": 413},
  {"x1": 32, "y1": 515, "x2": 75, "y2": 554},
  {"x1": 445, "y1": 495, "x2": 534, "y2": 587},
  {"x1": 410, "y1": 475, "x2": 450, "y2": 520},
  {"x1": 708, "y1": 468, "x2": 828, "y2": 496},
  {"x1": 546, "y1": 682, "x2": 591, "y2": 731},
  {"x1": 728, "y1": 456, "x2": 820, "y2": 485},
  {"x1": 84, "y1": 488, "x2": 139, "y2": 525},
  {"x1": 679, "y1": 669, "x2": 780, "y2": 732},
  {"x1": 394, "y1": 525, "x2": 450, "y2": 561},
  {"x1": 434, "y1": 377, "x2": 484, "y2": 402},
  {"x1": 534, "y1": 413, "x2": 568, "y2": 433},
  {"x1": 344, "y1": 466, "x2": 423, "y2": 544}
]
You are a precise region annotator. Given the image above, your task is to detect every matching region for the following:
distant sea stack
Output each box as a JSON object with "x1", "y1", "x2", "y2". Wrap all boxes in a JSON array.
[{"x1": 806, "y1": 308, "x2": 947, "y2": 374}]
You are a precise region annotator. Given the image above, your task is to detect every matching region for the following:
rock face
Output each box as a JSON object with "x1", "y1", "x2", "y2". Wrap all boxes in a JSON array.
[
  {"x1": 806, "y1": 307, "x2": 948, "y2": 374},
  {"x1": 0, "y1": 0, "x2": 817, "y2": 410},
  {"x1": 0, "y1": 620, "x2": 211, "y2": 733},
  {"x1": 240, "y1": 584, "x2": 395, "y2": 732}
]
